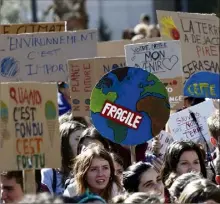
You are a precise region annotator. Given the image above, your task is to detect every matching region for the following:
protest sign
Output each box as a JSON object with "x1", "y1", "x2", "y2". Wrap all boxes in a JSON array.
[
  {"x1": 157, "y1": 11, "x2": 220, "y2": 84},
  {"x1": 184, "y1": 72, "x2": 220, "y2": 99},
  {"x1": 0, "y1": 82, "x2": 60, "y2": 171},
  {"x1": 168, "y1": 100, "x2": 216, "y2": 150},
  {"x1": 68, "y1": 56, "x2": 125, "y2": 116},
  {"x1": 125, "y1": 40, "x2": 184, "y2": 110},
  {"x1": 90, "y1": 67, "x2": 170, "y2": 145},
  {"x1": 0, "y1": 30, "x2": 97, "y2": 82},
  {"x1": 146, "y1": 130, "x2": 174, "y2": 156},
  {"x1": 0, "y1": 22, "x2": 66, "y2": 34}
]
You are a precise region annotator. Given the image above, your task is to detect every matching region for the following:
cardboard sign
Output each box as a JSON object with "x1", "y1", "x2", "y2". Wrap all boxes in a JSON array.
[
  {"x1": 184, "y1": 72, "x2": 220, "y2": 99},
  {"x1": 97, "y1": 38, "x2": 161, "y2": 57},
  {"x1": 90, "y1": 67, "x2": 170, "y2": 145},
  {"x1": 125, "y1": 40, "x2": 184, "y2": 110},
  {"x1": 157, "y1": 11, "x2": 220, "y2": 84},
  {"x1": 168, "y1": 100, "x2": 216, "y2": 150},
  {"x1": 68, "y1": 56, "x2": 125, "y2": 116},
  {"x1": 0, "y1": 22, "x2": 66, "y2": 34},
  {"x1": 0, "y1": 82, "x2": 61, "y2": 171},
  {"x1": 0, "y1": 30, "x2": 97, "y2": 82},
  {"x1": 146, "y1": 130, "x2": 174, "y2": 156}
]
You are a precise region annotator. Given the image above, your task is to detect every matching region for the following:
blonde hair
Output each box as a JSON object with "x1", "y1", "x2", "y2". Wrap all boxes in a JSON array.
[{"x1": 73, "y1": 145, "x2": 122, "y2": 201}]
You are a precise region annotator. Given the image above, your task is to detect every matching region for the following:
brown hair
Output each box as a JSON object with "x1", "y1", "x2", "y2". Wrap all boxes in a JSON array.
[
  {"x1": 178, "y1": 179, "x2": 220, "y2": 203},
  {"x1": 73, "y1": 145, "x2": 122, "y2": 201},
  {"x1": 1, "y1": 171, "x2": 23, "y2": 190}
]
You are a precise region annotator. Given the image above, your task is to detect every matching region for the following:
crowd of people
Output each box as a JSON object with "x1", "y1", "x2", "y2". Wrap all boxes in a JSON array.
[
  {"x1": 0, "y1": 80, "x2": 219, "y2": 204},
  {"x1": 0, "y1": 12, "x2": 219, "y2": 204}
]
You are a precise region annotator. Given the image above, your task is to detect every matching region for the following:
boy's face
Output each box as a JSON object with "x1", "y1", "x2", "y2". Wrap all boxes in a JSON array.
[{"x1": 0, "y1": 176, "x2": 23, "y2": 203}]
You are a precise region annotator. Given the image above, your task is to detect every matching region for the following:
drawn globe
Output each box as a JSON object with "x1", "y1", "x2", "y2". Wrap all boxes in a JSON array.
[{"x1": 0, "y1": 57, "x2": 19, "y2": 78}]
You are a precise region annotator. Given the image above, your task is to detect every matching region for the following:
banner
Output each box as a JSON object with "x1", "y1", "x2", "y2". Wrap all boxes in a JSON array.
[
  {"x1": 0, "y1": 30, "x2": 97, "y2": 82},
  {"x1": 68, "y1": 56, "x2": 125, "y2": 116},
  {"x1": 90, "y1": 67, "x2": 170, "y2": 145},
  {"x1": 0, "y1": 82, "x2": 60, "y2": 171},
  {"x1": 157, "y1": 11, "x2": 219, "y2": 84},
  {"x1": 168, "y1": 100, "x2": 216, "y2": 150}
]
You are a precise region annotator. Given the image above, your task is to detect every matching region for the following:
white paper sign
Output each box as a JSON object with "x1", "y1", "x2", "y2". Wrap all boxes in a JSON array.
[
  {"x1": 125, "y1": 40, "x2": 182, "y2": 78},
  {"x1": 0, "y1": 30, "x2": 97, "y2": 82},
  {"x1": 146, "y1": 130, "x2": 174, "y2": 155},
  {"x1": 168, "y1": 100, "x2": 216, "y2": 148}
]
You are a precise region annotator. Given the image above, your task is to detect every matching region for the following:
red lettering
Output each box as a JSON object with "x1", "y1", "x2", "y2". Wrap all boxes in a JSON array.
[
  {"x1": 196, "y1": 45, "x2": 218, "y2": 58},
  {"x1": 70, "y1": 65, "x2": 80, "y2": 92},
  {"x1": 16, "y1": 137, "x2": 43, "y2": 155},
  {"x1": 83, "y1": 63, "x2": 92, "y2": 92},
  {"x1": 10, "y1": 87, "x2": 42, "y2": 105}
]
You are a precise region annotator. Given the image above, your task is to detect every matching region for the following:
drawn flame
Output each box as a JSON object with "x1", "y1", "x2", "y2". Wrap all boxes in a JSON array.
[{"x1": 160, "y1": 16, "x2": 180, "y2": 40}]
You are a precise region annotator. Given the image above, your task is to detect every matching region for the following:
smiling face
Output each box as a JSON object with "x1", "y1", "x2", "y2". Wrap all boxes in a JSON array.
[
  {"x1": 176, "y1": 151, "x2": 201, "y2": 175},
  {"x1": 86, "y1": 157, "x2": 111, "y2": 194},
  {"x1": 138, "y1": 167, "x2": 164, "y2": 197}
]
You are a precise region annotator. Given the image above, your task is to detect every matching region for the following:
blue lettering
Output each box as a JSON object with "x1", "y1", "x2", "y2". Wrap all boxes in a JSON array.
[
  {"x1": 15, "y1": 121, "x2": 43, "y2": 138},
  {"x1": 9, "y1": 33, "x2": 94, "y2": 51},
  {"x1": 41, "y1": 51, "x2": 47, "y2": 57},
  {"x1": 58, "y1": 64, "x2": 65, "y2": 72},
  {"x1": 26, "y1": 64, "x2": 38, "y2": 75},
  {"x1": 27, "y1": 51, "x2": 35, "y2": 60},
  {"x1": 81, "y1": 33, "x2": 88, "y2": 41}
]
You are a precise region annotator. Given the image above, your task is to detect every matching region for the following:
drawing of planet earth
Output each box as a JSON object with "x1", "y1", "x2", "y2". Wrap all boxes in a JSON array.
[{"x1": 90, "y1": 67, "x2": 170, "y2": 145}]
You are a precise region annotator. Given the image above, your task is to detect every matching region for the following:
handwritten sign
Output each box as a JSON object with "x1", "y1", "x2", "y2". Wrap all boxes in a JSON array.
[
  {"x1": 168, "y1": 100, "x2": 216, "y2": 150},
  {"x1": 184, "y1": 72, "x2": 220, "y2": 99},
  {"x1": 0, "y1": 22, "x2": 66, "y2": 34},
  {"x1": 68, "y1": 56, "x2": 125, "y2": 116},
  {"x1": 0, "y1": 30, "x2": 97, "y2": 82},
  {"x1": 146, "y1": 130, "x2": 174, "y2": 156},
  {"x1": 157, "y1": 11, "x2": 220, "y2": 83},
  {"x1": 125, "y1": 40, "x2": 184, "y2": 110},
  {"x1": 90, "y1": 67, "x2": 170, "y2": 145},
  {"x1": 0, "y1": 82, "x2": 60, "y2": 171}
]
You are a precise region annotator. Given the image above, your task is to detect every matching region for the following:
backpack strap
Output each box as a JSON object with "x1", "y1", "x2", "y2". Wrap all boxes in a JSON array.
[{"x1": 52, "y1": 168, "x2": 57, "y2": 193}]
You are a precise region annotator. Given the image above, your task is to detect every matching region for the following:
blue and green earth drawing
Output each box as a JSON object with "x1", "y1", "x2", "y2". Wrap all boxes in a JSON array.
[{"x1": 90, "y1": 67, "x2": 170, "y2": 145}]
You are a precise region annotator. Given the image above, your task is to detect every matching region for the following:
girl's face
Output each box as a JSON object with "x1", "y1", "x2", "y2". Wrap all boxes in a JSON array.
[
  {"x1": 138, "y1": 167, "x2": 164, "y2": 197},
  {"x1": 80, "y1": 138, "x2": 104, "y2": 153},
  {"x1": 69, "y1": 130, "x2": 83, "y2": 156},
  {"x1": 113, "y1": 161, "x2": 123, "y2": 183},
  {"x1": 176, "y1": 150, "x2": 201, "y2": 175},
  {"x1": 86, "y1": 157, "x2": 111, "y2": 194}
]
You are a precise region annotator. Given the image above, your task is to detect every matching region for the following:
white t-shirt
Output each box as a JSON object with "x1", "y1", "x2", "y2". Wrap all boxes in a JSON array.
[{"x1": 41, "y1": 168, "x2": 64, "y2": 196}]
